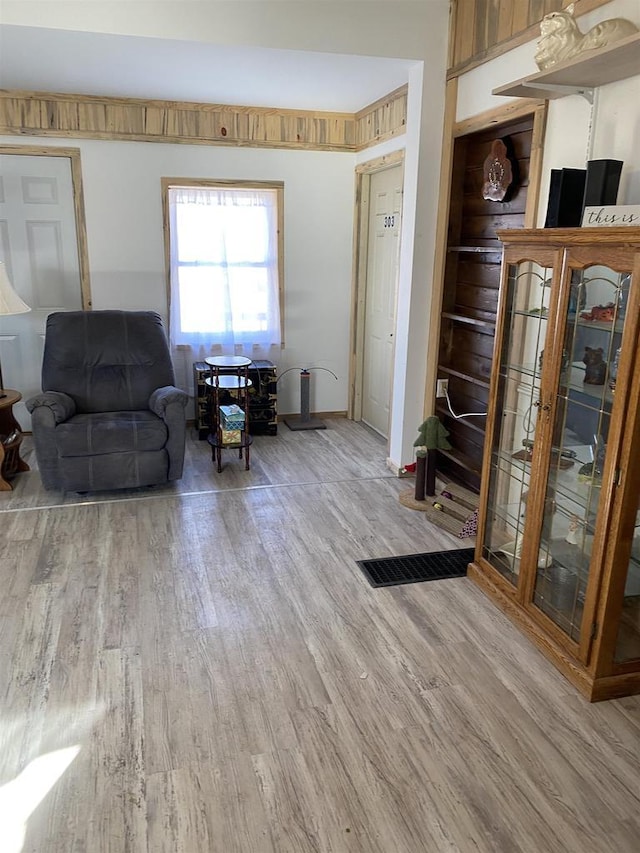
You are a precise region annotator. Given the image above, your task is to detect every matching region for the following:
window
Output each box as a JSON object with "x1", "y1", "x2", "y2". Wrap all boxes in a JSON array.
[{"x1": 164, "y1": 180, "x2": 283, "y2": 360}]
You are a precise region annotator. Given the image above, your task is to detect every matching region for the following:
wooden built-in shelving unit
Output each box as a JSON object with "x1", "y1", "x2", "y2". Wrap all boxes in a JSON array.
[{"x1": 436, "y1": 113, "x2": 537, "y2": 492}]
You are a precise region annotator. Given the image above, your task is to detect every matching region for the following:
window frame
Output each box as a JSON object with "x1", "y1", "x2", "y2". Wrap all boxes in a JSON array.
[{"x1": 162, "y1": 177, "x2": 285, "y2": 347}]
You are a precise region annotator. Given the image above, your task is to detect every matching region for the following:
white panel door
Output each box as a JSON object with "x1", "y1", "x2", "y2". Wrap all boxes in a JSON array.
[
  {"x1": 362, "y1": 165, "x2": 402, "y2": 437},
  {"x1": 0, "y1": 154, "x2": 84, "y2": 427}
]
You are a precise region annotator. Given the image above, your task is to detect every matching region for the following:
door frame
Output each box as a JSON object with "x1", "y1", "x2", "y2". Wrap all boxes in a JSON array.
[
  {"x1": 349, "y1": 150, "x2": 404, "y2": 425},
  {"x1": 0, "y1": 144, "x2": 92, "y2": 309}
]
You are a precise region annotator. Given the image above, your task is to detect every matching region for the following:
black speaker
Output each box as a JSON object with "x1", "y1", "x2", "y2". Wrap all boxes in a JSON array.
[
  {"x1": 544, "y1": 168, "x2": 586, "y2": 228},
  {"x1": 583, "y1": 159, "x2": 623, "y2": 208}
]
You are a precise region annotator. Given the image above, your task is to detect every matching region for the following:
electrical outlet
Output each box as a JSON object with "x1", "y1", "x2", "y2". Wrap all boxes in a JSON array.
[{"x1": 436, "y1": 379, "x2": 449, "y2": 398}]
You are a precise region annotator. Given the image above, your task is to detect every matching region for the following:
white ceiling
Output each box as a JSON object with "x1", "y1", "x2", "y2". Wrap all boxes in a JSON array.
[{"x1": 0, "y1": 25, "x2": 416, "y2": 113}]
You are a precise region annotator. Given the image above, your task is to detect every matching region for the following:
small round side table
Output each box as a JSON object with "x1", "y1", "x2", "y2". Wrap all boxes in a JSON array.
[{"x1": 204, "y1": 356, "x2": 253, "y2": 472}]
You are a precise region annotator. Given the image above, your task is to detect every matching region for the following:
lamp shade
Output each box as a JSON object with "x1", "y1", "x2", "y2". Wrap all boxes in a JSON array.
[{"x1": 0, "y1": 262, "x2": 30, "y2": 315}]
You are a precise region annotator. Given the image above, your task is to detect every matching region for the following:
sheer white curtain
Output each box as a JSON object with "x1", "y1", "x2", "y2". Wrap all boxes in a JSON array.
[{"x1": 168, "y1": 185, "x2": 281, "y2": 391}]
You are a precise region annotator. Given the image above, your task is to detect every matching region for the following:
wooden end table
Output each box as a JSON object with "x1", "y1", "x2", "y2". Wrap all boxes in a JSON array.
[
  {"x1": 0, "y1": 389, "x2": 30, "y2": 491},
  {"x1": 204, "y1": 356, "x2": 253, "y2": 473}
]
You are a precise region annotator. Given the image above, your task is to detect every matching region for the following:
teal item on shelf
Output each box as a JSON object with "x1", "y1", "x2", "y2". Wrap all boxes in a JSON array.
[{"x1": 220, "y1": 404, "x2": 245, "y2": 429}]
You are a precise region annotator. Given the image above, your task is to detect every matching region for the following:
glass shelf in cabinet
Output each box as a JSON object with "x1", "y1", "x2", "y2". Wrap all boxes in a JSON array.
[
  {"x1": 542, "y1": 538, "x2": 592, "y2": 577},
  {"x1": 503, "y1": 362, "x2": 538, "y2": 379},
  {"x1": 511, "y1": 308, "x2": 550, "y2": 320},
  {"x1": 487, "y1": 501, "x2": 528, "y2": 529},
  {"x1": 491, "y1": 455, "x2": 599, "y2": 527},
  {"x1": 497, "y1": 445, "x2": 608, "y2": 515},
  {"x1": 568, "y1": 313, "x2": 625, "y2": 335},
  {"x1": 499, "y1": 364, "x2": 542, "y2": 394},
  {"x1": 557, "y1": 366, "x2": 615, "y2": 406},
  {"x1": 502, "y1": 363, "x2": 614, "y2": 400},
  {"x1": 559, "y1": 396, "x2": 612, "y2": 424}
]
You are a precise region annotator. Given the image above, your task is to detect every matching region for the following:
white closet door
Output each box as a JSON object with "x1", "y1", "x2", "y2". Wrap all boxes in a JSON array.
[
  {"x1": 0, "y1": 153, "x2": 84, "y2": 428},
  {"x1": 362, "y1": 164, "x2": 402, "y2": 438}
]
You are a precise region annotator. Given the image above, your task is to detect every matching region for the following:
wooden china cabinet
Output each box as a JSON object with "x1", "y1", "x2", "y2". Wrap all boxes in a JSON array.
[{"x1": 469, "y1": 227, "x2": 640, "y2": 701}]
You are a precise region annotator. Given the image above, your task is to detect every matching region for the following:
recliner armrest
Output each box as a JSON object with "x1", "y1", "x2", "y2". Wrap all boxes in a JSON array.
[
  {"x1": 26, "y1": 391, "x2": 76, "y2": 423},
  {"x1": 149, "y1": 385, "x2": 189, "y2": 418}
]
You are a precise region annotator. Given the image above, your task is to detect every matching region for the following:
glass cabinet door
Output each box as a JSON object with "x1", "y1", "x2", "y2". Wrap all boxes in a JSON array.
[
  {"x1": 482, "y1": 259, "x2": 553, "y2": 586},
  {"x1": 533, "y1": 264, "x2": 630, "y2": 642}
]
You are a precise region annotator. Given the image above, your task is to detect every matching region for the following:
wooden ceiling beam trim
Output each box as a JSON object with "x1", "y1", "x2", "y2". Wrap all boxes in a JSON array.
[{"x1": 0, "y1": 87, "x2": 408, "y2": 153}]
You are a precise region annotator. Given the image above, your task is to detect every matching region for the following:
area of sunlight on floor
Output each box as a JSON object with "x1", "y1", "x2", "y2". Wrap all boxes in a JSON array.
[{"x1": 0, "y1": 746, "x2": 80, "y2": 853}]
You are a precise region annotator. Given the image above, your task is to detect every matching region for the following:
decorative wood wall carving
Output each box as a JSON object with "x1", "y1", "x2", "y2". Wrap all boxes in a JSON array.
[
  {"x1": 482, "y1": 138, "x2": 516, "y2": 202},
  {"x1": 449, "y1": 0, "x2": 613, "y2": 77},
  {"x1": 0, "y1": 87, "x2": 407, "y2": 153}
]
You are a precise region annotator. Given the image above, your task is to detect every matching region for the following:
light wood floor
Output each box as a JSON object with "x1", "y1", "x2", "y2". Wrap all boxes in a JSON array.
[{"x1": 1, "y1": 420, "x2": 639, "y2": 852}]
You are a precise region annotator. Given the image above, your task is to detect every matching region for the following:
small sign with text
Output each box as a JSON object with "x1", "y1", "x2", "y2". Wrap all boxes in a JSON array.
[{"x1": 582, "y1": 205, "x2": 640, "y2": 227}]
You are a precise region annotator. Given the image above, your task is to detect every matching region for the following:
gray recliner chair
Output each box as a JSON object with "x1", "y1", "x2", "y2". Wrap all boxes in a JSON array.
[{"x1": 26, "y1": 310, "x2": 188, "y2": 492}]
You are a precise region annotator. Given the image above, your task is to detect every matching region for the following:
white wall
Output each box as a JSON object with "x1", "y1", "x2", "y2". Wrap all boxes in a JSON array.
[
  {"x1": 0, "y1": 135, "x2": 356, "y2": 415},
  {"x1": 354, "y1": 51, "x2": 449, "y2": 473},
  {"x1": 457, "y1": 0, "x2": 640, "y2": 225}
]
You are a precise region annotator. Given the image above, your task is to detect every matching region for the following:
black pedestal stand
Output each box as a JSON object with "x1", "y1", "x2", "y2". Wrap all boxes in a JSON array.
[{"x1": 283, "y1": 370, "x2": 327, "y2": 431}]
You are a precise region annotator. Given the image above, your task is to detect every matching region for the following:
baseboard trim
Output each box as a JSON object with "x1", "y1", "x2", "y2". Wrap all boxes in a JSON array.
[{"x1": 277, "y1": 411, "x2": 347, "y2": 420}]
